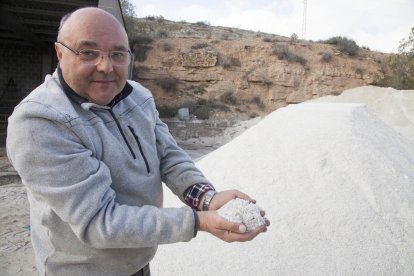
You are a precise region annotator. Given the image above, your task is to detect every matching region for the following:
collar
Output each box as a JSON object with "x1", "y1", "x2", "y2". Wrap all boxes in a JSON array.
[{"x1": 57, "y1": 64, "x2": 133, "y2": 108}]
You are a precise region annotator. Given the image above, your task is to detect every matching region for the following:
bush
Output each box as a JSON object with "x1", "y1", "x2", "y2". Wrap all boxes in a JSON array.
[
  {"x1": 195, "y1": 21, "x2": 210, "y2": 27},
  {"x1": 155, "y1": 77, "x2": 178, "y2": 93},
  {"x1": 188, "y1": 84, "x2": 207, "y2": 95},
  {"x1": 355, "y1": 67, "x2": 364, "y2": 76},
  {"x1": 191, "y1": 43, "x2": 209, "y2": 49},
  {"x1": 129, "y1": 35, "x2": 154, "y2": 51},
  {"x1": 134, "y1": 45, "x2": 152, "y2": 62},
  {"x1": 272, "y1": 43, "x2": 307, "y2": 65},
  {"x1": 220, "y1": 91, "x2": 240, "y2": 105},
  {"x1": 219, "y1": 55, "x2": 241, "y2": 69},
  {"x1": 324, "y1": 36, "x2": 359, "y2": 56},
  {"x1": 272, "y1": 43, "x2": 292, "y2": 60},
  {"x1": 250, "y1": 96, "x2": 266, "y2": 109},
  {"x1": 157, "y1": 105, "x2": 177, "y2": 118},
  {"x1": 156, "y1": 30, "x2": 168, "y2": 38},
  {"x1": 320, "y1": 52, "x2": 333, "y2": 62},
  {"x1": 290, "y1": 33, "x2": 299, "y2": 43},
  {"x1": 162, "y1": 43, "x2": 174, "y2": 52},
  {"x1": 220, "y1": 34, "x2": 230, "y2": 40},
  {"x1": 294, "y1": 55, "x2": 307, "y2": 65},
  {"x1": 145, "y1": 15, "x2": 164, "y2": 22},
  {"x1": 374, "y1": 27, "x2": 414, "y2": 89},
  {"x1": 180, "y1": 99, "x2": 230, "y2": 120},
  {"x1": 190, "y1": 105, "x2": 210, "y2": 120}
]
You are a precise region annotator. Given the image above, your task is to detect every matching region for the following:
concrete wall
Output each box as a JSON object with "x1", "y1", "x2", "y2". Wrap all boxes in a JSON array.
[{"x1": 163, "y1": 118, "x2": 236, "y2": 140}]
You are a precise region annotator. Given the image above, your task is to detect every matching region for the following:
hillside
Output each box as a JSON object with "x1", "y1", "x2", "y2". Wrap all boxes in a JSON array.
[{"x1": 129, "y1": 17, "x2": 390, "y2": 120}]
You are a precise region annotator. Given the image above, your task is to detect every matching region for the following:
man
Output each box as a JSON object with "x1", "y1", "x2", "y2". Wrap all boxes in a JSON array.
[{"x1": 6, "y1": 7, "x2": 268, "y2": 276}]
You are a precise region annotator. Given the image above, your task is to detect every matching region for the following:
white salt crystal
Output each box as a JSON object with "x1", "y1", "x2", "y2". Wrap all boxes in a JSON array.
[{"x1": 217, "y1": 198, "x2": 265, "y2": 231}]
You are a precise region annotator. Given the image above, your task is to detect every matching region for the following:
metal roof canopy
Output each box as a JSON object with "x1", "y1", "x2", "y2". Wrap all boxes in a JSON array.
[{"x1": 0, "y1": 0, "x2": 125, "y2": 53}]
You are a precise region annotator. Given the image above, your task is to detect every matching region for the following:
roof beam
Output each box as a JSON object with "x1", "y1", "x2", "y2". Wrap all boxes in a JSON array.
[
  {"x1": 4, "y1": 5, "x2": 68, "y2": 17},
  {"x1": 0, "y1": 4, "x2": 49, "y2": 53},
  {"x1": 21, "y1": 18, "x2": 60, "y2": 27},
  {"x1": 16, "y1": 0, "x2": 98, "y2": 7}
]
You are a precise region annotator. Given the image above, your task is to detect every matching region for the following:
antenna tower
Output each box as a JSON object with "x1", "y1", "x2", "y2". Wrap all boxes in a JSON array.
[{"x1": 302, "y1": 0, "x2": 307, "y2": 40}]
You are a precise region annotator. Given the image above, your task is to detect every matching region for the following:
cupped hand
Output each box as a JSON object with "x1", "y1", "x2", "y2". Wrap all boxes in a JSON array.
[
  {"x1": 197, "y1": 211, "x2": 267, "y2": 243},
  {"x1": 208, "y1": 189, "x2": 256, "y2": 211}
]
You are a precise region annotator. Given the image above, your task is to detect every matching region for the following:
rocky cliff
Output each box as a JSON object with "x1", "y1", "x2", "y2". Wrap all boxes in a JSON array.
[{"x1": 130, "y1": 18, "x2": 389, "y2": 120}]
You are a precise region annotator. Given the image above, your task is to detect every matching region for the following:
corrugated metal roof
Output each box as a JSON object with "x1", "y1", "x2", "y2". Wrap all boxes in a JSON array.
[{"x1": 0, "y1": 0, "x2": 108, "y2": 52}]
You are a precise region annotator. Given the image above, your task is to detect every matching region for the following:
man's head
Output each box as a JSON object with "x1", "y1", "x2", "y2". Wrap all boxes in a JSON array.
[{"x1": 55, "y1": 7, "x2": 130, "y2": 105}]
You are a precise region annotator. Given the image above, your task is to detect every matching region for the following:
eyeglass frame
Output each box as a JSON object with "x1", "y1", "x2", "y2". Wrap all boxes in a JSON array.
[{"x1": 56, "y1": 41, "x2": 133, "y2": 67}]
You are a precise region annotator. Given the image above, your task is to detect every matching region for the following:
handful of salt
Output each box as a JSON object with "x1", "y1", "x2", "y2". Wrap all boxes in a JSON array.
[{"x1": 217, "y1": 198, "x2": 265, "y2": 232}]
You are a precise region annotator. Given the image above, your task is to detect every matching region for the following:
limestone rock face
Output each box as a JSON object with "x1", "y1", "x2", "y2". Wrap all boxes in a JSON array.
[
  {"x1": 132, "y1": 19, "x2": 389, "y2": 118},
  {"x1": 178, "y1": 49, "x2": 218, "y2": 67}
]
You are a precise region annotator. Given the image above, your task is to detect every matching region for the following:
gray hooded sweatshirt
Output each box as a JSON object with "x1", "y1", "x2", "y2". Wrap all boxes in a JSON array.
[{"x1": 6, "y1": 69, "x2": 210, "y2": 275}]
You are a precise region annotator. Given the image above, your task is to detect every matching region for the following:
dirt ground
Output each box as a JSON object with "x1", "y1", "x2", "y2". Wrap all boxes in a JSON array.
[{"x1": 0, "y1": 148, "x2": 37, "y2": 275}]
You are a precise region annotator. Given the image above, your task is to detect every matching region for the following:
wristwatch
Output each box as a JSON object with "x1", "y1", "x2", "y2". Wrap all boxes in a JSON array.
[{"x1": 202, "y1": 190, "x2": 217, "y2": 211}]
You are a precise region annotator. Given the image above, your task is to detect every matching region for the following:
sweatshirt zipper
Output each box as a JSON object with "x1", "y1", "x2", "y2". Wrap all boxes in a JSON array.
[
  {"x1": 108, "y1": 109, "x2": 137, "y2": 159},
  {"x1": 128, "y1": 126, "x2": 151, "y2": 173}
]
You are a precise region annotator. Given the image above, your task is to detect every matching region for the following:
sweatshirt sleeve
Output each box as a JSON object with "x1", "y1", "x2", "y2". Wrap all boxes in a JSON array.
[
  {"x1": 6, "y1": 100, "x2": 195, "y2": 249},
  {"x1": 153, "y1": 107, "x2": 213, "y2": 202}
]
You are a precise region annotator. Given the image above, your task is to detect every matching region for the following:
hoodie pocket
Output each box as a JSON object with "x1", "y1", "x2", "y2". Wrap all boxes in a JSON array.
[{"x1": 128, "y1": 126, "x2": 151, "y2": 173}]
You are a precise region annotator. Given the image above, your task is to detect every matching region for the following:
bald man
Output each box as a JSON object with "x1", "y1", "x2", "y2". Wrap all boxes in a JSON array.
[{"x1": 7, "y1": 7, "x2": 268, "y2": 276}]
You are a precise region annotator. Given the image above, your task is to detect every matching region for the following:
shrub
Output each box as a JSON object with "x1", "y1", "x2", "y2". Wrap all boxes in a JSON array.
[
  {"x1": 209, "y1": 102, "x2": 230, "y2": 112},
  {"x1": 190, "y1": 105, "x2": 210, "y2": 120},
  {"x1": 156, "y1": 15, "x2": 165, "y2": 23},
  {"x1": 156, "y1": 30, "x2": 168, "y2": 38},
  {"x1": 220, "y1": 91, "x2": 240, "y2": 105},
  {"x1": 145, "y1": 15, "x2": 164, "y2": 22},
  {"x1": 134, "y1": 45, "x2": 152, "y2": 62},
  {"x1": 379, "y1": 27, "x2": 414, "y2": 89},
  {"x1": 157, "y1": 105, "x2": 177, "y2": 118},
  {"x1": 320, "y1": 52, "x2": 333, "y2": 62},
  {"x1": 220, "y1": 34, "x2": 230, "y2": 40},
  {"x1": 290, "y1": 33, "x2": 299, "y2": 43},
  {"x1": 262, "y1": 37, "x2": 273, "y2": 43},
  {"x1": 355, "y1": 67, "x2": 364, "y2": 76},
  {"x1": 272, "y1": 43, "x2": 306, "y2": 65},
  {"x1": 188, "y1": 84, "x2": 207, "y2": 95},
  {"x1": 162, "y1": 42, "x2": 174, "y2": 52},
  {"x1": 191, "y1": 43, "x2": 209, "y2": 49},
  {"x1": 249, "y1": 112, "x2": 259, "y2": 118},
  {"x1": 219, "y1": 55, "x2": 241, "y2": 69},
  {"x1": 179, "y1": 99, "x2": 231, "y2": 120},
  {"x1": 251, "y1": 96, "x2": 266, "y2": 109},
  {"x1": 294, "y1": 55, "x2": 307, "y2": 65},
  {"x1": 324, "y1": 36, "x2": 359, "y2": 56},
  {"x1": 129, "y1": 35, "x2": 154, "y2": 49},
  {"x1": 155, "y1": 77, "x2": 178, "y2": 93},
  {"x1": 272, "y1": 43, "x2": 292, "y2": 60},
  {"x1": 195, "y1": 21, "x2": 210, "y2": 27}
]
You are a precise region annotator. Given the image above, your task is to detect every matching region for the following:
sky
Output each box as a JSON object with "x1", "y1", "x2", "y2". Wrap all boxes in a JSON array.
[{"x1": 130, "y1": 0, "x2": 414, "y2": 53}]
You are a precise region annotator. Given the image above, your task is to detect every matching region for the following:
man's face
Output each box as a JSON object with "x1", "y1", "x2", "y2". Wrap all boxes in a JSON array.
[{"x1": 55, "y1": 10, "x2": 130, "y2": 105}]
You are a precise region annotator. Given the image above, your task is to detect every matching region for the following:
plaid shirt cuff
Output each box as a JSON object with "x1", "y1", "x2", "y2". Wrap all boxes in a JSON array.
[{"x1": 184, "y1": 183, "x2": 215, "y2": 210}]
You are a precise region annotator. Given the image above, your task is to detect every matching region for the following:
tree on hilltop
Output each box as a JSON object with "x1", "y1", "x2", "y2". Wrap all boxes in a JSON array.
[{"x1": 378, "y1": 27, "x2": 414, "y2": 89}]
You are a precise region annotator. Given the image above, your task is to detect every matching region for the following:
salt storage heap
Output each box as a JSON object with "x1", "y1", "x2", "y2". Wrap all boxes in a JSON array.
[{"x1": 153, "y1": 87, "x2": 414, "y2": 275}]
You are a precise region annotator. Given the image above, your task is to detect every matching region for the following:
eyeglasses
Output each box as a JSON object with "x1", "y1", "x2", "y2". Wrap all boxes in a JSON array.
[{"x1": 56, "y1": 41, "x2": 132, "y2": 67}]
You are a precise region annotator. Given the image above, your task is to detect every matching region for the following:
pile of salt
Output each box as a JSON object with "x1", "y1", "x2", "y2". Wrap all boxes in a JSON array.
[{"x1": 217, "y1": 198, "x2": 265, "y2": 231}]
